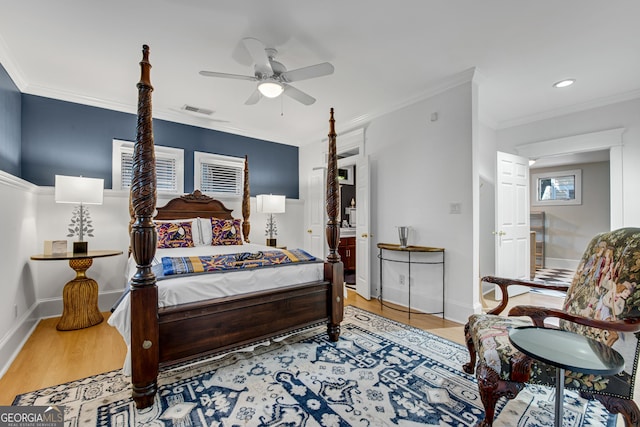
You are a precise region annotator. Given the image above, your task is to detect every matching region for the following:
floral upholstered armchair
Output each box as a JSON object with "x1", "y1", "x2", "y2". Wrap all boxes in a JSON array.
[{"x1": 464, "y1": 228, "x2": 640, "y2": 427}]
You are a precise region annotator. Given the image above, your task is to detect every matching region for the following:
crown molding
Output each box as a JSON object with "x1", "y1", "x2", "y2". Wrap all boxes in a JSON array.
[
  {"x1": 0, "y1": 170, "x2": 37, "y2": 192},
  {"x1": 0, "y1": 34, "x2": 27, "y2": 90},
  {"x1": 21, "y1": 82, "x2": 137, "y2": 115},
  {"x1": 515, "y1": 127, "x2": 624, "y2": 159},
  {"x1": 302, "y1": 67, "x2": 478, "y2": 146},
  {"x1": 496, "y1": 89, "x2": 640, "y2": 130}
]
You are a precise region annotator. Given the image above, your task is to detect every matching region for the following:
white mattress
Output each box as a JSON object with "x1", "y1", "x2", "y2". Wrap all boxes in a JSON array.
[{"x1": 108, "y1": 243, "x2": 324, "y2": 374}]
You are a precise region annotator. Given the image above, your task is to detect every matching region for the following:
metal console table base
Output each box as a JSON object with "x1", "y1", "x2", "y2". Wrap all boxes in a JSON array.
[{"x1": 377, "y1": 243, "x2": 445, "y2": 319}]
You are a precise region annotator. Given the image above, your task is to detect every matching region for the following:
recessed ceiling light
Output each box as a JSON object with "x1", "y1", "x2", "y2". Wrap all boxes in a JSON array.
[{"x1": 552, "y1": 79, "x2": 575, "y2": 88}]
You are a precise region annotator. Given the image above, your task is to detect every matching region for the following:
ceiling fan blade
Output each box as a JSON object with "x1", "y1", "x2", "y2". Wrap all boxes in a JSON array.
[
  {"x1": 242, "y1": 37, "x2": 273, "y2": 77},
  {"x1": 283, "y1": 84, "x2": 316, "y2": 105},
  {"x1": 199, "y1": 70, "x2": 257, "y2": 81},
  {"x1": 244, "y1": 88, "x2": 262, "y2": 105},
  {"x1": 281, "y1": 62, "x2": 334, "y2": 83}
]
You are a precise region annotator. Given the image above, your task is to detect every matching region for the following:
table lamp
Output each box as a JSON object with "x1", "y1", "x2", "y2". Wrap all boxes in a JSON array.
[
  {"x1": 55, "y1": 175, "x2": 104, "y2": 254},
  {"x1": 256, "y1": 194, "x2": 285, "y2": 247}
]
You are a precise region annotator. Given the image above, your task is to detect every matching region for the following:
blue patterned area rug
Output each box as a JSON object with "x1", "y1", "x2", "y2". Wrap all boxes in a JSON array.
[{"x1": 13, "y1": 306, "x2": 611, "y2": 426}]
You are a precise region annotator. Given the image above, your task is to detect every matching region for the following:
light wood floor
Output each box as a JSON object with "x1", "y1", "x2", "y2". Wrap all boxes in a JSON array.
[
  {"x1": 0, "y1": 314, "x2": 127, "y2": 405},
  {"x1": 0, "y1": 289, "x2": 565, "y2": 405}
]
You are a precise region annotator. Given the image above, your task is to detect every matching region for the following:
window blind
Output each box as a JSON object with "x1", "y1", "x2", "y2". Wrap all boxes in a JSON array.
[
  {"x1": 200, "y1": 162, "x2": 243, "y2": 195},
  {"x1": 120, "y1": 152, "x2": 178, "y2": 192}
]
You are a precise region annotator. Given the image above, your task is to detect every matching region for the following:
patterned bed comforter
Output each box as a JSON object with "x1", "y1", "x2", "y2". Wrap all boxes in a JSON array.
[{"x1": 158, "y1": 248, "x2": 320, "y2": 278}]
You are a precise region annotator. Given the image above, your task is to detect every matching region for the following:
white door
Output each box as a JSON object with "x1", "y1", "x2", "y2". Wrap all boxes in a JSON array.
[
  {"x1": 305, "y1": 168, "x2": 326, "y2": 258},
  {"x1": 495, "y1": 151, "x2": 530, "y2": 300},
  {"x1": 355, "y1": 156, "x2": 371, "y2": 299}
]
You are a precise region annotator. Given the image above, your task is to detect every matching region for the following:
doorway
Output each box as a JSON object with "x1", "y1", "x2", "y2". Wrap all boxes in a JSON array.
[
  {"x1": 338, "y1": 164, "x2": 357, "y2": 287},
  {"x1": 483, "y1": 129, "x2": 622, "y2": 301},
  {"x1": 306, "y1": 127, "x2": 371, "y2": 300}
]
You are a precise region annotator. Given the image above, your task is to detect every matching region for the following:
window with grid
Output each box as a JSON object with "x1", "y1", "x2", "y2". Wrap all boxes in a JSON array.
[
  {"x1": 532, "y1": 169, "x2": 582, "y2": 206},
  {"x1": 194, "y1": 152, "x2": 244, "y2": 197},
  {"x1": 112, "y1": 139, "x2": 184, "y2": 193}
]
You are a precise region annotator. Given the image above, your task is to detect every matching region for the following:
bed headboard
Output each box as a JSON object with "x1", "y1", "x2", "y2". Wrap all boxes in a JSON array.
[
  {"x1": 153, "y1": 153, "x2": 250, "y2": 243},
  {"x1": 155, "y1": 190, "x2": 234, "y2": 220}
]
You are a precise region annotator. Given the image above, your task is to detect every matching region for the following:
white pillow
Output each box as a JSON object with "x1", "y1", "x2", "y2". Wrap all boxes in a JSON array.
[{"x1": 198, "y1": 217, "x2": 212, "y2": 245}]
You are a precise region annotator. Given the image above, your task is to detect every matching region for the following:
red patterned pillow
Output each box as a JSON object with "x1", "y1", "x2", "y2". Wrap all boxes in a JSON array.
[
  {"x1": 211, "y1": 218, "x2": 243, "y2": 245},
  {"x1": 156, "y1": 221, "x2": 195, "y2": 248}
]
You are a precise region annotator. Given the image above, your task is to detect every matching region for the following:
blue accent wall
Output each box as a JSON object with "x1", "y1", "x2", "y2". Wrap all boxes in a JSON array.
[
  {"x1": 20, "y1": 95, "x2": 299, "y2": 198},
  {"x1": 0, "y1": 63, "x2": 21, "y2": 176}
]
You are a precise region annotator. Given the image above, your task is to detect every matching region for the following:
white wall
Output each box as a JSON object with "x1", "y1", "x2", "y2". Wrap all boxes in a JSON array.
[
  {"x1": 478, "y1": 122, "x2": 497, "y2": 292},
  {"x1": 496, "y1": 98, "x2": 640, "y2": 227},
  {"x1": 0, "y1": 172, "x2": 38, "y2": 374},
  {"x1": 367, "y1": 82, "x2": 476, "y2": 323},
  {"x1": 300, "y1": 81, "x2": 478, "y2": 323}
]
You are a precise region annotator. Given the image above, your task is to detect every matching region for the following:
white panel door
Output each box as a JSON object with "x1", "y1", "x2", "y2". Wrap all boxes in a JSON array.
[
  {"x1": 355, "y1": 156, "x2": 371, "y2": 299},
  {"x1": 305, "y1": 168, "x2": 326, "y2": 258},
  {"x1": 495, "y1": 151, "x2": 530, "y2": 300}
]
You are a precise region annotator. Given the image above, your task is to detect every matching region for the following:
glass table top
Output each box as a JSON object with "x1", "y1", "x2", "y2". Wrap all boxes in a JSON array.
[{"x1": 509, "y1": 326, "x2": 624, "y2": 375}]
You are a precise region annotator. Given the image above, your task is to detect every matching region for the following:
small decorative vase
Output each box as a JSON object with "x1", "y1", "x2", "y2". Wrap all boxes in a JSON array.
[{"x1": 398, "y1": 226, "x2": 409, "y2": 248}]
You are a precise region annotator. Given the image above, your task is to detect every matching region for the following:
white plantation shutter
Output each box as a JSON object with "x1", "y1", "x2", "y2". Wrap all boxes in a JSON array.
[
  {"x1": 155, "y1": 157, "x2": 177, "y2": 191},
  {"x1": 195, "y1": 152, "x2": 244, "y2": 196},
  {"x1": 113, "y1": 140, "x2": 184, "y2": 193},
  {"x1": 120, "y1": 150, "x2": 133, "y2": 188}
]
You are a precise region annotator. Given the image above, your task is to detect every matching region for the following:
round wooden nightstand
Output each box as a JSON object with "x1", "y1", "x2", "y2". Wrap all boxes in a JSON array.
[{"x1": 31, "y1": 250, "x2": 123, "y2": 331}]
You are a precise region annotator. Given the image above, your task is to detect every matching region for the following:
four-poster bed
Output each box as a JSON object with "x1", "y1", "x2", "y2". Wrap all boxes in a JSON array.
[{"x1": 125, "y1": 45, "x2": 344, "y2": 409}]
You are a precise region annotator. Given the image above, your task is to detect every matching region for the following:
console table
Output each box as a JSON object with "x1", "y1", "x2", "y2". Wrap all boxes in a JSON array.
[
  {"x1": 31, "y1": 250, "x2": 123, "y2": 331},
  {"x1": 509, "y1": 326, "x2": 624, "y2": 426},
  {"x1": 377, "y1": 243, "x2": 445, "y2": 318}
]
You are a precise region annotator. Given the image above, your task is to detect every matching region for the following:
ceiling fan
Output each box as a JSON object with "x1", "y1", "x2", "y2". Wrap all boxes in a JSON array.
[{"x1": 199, "y1": 37, "x2": 334, "y2": 106}]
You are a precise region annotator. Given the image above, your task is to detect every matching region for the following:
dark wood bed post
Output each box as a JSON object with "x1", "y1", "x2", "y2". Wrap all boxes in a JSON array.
[
  {"x1": 326, "y1": 108, "x2": 344, "y2": 341},
  {"x1": 130, "y1": 44, "x2": 159, "y2": 409},
  {"x1": 242, "y1": 155, "x2": 251, "y2": 243}
]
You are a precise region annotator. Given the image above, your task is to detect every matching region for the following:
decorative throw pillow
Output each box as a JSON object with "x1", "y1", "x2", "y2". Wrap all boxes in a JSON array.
[
  {"x1": 211, "y1": 218, "x2": 243, "y2": 245},
  {"x1": 155, "y1": 218, "x2": 203, "y2": 245},
  {"x1": 156, "y1": 221, "x2": 195, "y2": 248}
]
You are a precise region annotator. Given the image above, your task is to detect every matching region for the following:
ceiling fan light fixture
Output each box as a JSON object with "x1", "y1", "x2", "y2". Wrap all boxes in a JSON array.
[{"x1": 258, "y1": 80, "x2": 284, "y2": 98}]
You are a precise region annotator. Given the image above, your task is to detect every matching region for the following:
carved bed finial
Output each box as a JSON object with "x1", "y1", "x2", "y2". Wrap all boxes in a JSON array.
[
  {"x1": 326, "y1": 108, "x2": 340, "y2": 263},
  {"x1": 242, "y1": 155, "x2": 251, "y2": 243}
]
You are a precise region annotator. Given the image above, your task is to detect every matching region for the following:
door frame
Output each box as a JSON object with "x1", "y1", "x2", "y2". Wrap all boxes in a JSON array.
[
  {"x1": 515, "y1": 128, "x2": 624, "y2": 230},
  {"x1": 311, "y1": 128, "x2": 371, "y2": 299}
]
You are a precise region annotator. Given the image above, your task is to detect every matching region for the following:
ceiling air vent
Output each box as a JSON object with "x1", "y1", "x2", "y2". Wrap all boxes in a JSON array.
[{"x1": 181, "y1": 104, "x2": 214, "y2": 116}]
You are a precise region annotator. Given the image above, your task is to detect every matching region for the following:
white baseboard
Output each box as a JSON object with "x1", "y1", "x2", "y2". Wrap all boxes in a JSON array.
[
  {"x1": 0, "y1": 305, "x2": 39, "y2": 380},
  {"x1": 380, "y1": 294, "x2": 471, "y2": 325},
  {"x1": 544, "y1": 257, "x2": 580, "y2": 270},
  {"x1": 0, "y1": 290, "x2": 125, "y2": 379}
]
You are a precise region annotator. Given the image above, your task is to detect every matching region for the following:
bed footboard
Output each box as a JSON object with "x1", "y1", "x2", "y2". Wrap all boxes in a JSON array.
[{"x1": 157, "y1": 270, "x2": 342, "y2": 365}]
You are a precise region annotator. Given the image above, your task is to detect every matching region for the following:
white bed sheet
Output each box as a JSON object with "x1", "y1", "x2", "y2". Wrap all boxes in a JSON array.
[{"x1": 108, "y1": 243, "x2": 324, "y2": 374}]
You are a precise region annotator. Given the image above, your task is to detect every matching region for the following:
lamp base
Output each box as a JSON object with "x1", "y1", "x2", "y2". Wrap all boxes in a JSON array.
[
  {"x1": 73, "y1": 241, "x2": 88, "y2": 255},
  {"x1": 266, "y1": 238, "x2": 277, "y2": 247}
]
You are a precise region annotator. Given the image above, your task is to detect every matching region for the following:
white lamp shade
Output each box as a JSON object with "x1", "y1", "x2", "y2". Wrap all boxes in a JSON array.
[
  {"x1": 55, "y1": 175, "x2": 104, "y2": 205},
  {"x1": 256, "y1": 194, "x2": 285, "y2": 213},
  {"x1": 257, "y1": 81, "x2": 284, "y2": 98}
]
